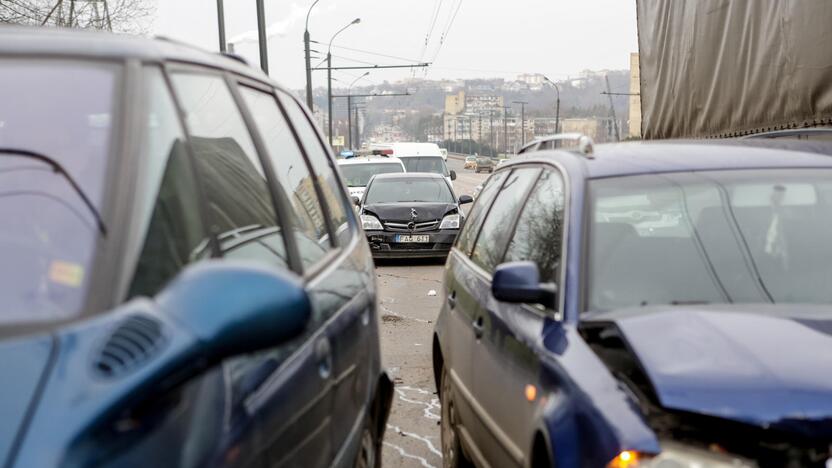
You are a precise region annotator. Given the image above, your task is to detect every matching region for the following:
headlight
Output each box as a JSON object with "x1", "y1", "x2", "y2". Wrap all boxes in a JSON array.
[
  {"x1": 608, "y1": 441, "x2": 755, "y2": 468},
  {"x1": 361, "y1": 214, "x2": 383, "y2": 231},
  {"x1": 439, "y1": 214, "x2": 460, "y2": 229}
]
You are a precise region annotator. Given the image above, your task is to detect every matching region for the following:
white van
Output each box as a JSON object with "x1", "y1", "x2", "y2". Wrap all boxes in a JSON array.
[{"x1": 370, "y1": 142, "x2": 456, "y2": 189}]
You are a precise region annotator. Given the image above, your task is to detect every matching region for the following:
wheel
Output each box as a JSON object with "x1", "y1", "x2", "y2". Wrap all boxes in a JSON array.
[
  {"x1": 441, "y1": 365, "x2": 472, "y2": 468},
  {"x1": 353, "y1": 414, "x2": 380, "y2": 468}
]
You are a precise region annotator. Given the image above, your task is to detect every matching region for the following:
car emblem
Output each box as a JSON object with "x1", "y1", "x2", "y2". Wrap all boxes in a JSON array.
[{"x1": 407, "y1": 221, "x2": 416, "y2": 231}]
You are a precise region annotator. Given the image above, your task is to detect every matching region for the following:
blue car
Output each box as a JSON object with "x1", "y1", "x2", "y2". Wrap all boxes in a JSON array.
[
  {"x1": 0, "y1": 28, "x2": 391, "y2": 468},
  {"x1": 433, "y1": 137, "x2": 832, "y2": 467}
]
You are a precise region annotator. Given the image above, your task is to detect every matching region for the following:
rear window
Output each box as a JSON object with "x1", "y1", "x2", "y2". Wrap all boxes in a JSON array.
[
  {"x1": 400, "y1": 156, "x2": 449, "y2": 176},
  {"x1": 0, "y1": 60, "x2": 119, "y2": 325},
  {"x1": 340, "y1": 162, "x2": 404, "y2": 187}
]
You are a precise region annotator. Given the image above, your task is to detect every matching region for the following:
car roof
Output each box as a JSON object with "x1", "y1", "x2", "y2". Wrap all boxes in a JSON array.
[
  {"x1": 511, "y1": 140, "x2": 832, "y2": 179},
  {"x1": 0, "y1": 26, "x2": 276, "y2": 88},
  {"x1": 371, "y1": 172, "x2": 446, "y2": 181},
  {"x1": 337, "y1": 156, "x2": 404, "y2": 165}
]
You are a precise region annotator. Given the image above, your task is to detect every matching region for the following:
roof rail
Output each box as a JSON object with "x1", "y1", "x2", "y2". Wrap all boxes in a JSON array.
[
  {"x1": 742, "y1": 128, "x2": 832, "y2": 140},
  {"x1": 220, "y1": 52, "x2": 250, "y2": 66},
  {"x1": 517, "y1": 133, "x2": 594, "y2": 157}
]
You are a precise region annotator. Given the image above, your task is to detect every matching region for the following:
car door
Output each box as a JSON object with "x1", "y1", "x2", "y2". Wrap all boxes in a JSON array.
[
  {"x1": 475, "y1": 168, "x2": 567, "y2": 468},
  {"x1": 443, "y1": 169, "x2": 509, "y2": 443},
  {"x1": 169, "y1": 70, "x2": 335, "y2": 468},
  {"x1": 275, "y1": 90, "x2": 375, "y2": 466},
  {"x1": 464, "y1": 166, "x2": 542, "y2": 467}
]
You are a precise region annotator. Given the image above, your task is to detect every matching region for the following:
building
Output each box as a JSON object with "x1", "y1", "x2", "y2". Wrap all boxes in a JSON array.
[
  {"x1": 629, "y1": 52, "x2": 642, "y2": 139},
  {"x1": 444, "y1": 91, "x2": 465, "y2": 114}
]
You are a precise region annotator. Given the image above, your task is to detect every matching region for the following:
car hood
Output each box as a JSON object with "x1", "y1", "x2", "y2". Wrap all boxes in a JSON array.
[
  {"x1": 590, "y1": 305, "x2": 832, "y2": 434},
  {"x1": 363, "y1": 202, "x2": 457, "y2": 223},
  {"x1": 0, "y1": 333, "x2": 55, "y2": 461}
]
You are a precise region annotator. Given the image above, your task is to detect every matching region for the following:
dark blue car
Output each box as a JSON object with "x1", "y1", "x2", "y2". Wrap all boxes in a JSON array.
[
  {"x1": 0, "y1": 28, "x2": 391, "y2": 468},
  {"x1": 433, "y1": 138, "x2": 832, "y2": 467}
]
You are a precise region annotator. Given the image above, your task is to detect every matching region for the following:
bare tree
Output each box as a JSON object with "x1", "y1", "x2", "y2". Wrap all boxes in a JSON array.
[{"x1": 0, "y1": 0, "x2": 155, "y2": 35}]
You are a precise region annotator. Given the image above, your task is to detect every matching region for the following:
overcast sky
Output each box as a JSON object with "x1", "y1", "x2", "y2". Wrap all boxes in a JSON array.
[{"x1": 153, "y1": 0, "x2": 638, "y2": 90}]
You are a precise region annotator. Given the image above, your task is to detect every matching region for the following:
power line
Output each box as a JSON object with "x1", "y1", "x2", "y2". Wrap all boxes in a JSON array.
[{"x1": 311, "y1": 41, "x2": 423, "y2": 64}]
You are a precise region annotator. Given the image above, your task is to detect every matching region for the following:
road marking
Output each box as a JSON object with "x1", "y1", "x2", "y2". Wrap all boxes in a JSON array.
[
  {"x1": 387, "y1": 424, "x2": 443, "y2": 458},
  {"x1": 383, "y1": 442, "x2": 437, "y2": 468},
  {"x1": 395, "y1": 385, "x2": 441, "y2": 421}
]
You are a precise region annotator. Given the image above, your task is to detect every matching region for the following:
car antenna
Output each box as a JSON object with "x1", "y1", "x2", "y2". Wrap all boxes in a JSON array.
[{"x1": 0, "y1": 148, "x2": 107, "y2": 236}]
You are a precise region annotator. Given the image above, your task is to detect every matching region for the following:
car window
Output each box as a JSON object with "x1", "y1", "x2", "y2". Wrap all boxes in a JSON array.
[
  {"x1": 239, "y1": 86, "x2": 330, "y2": 269},
  {"x1": 503, "y1": 169, "x2": 566, "y2": 286},
  {"x1": 365, "y1": 177, "x2": 454, "y2": 204},
  {"x1": 340, "y1": 163, "x2": 404, "y2": 187},
  {"x1": 470, "y1": 168, "x2": 541, "y2": 273},
  {"x1": 278, "y1": 91, "x2": 352, "y2": 246},
  {"x1": 588, "y1": 169, "x2": 832, "y2": 310},
  {"x1": 456, "y1": 170, "x2": 508, "y2": 255},
  {"x1": 0, "y1": 60, "x2": 118, "y2": 324},
  {"x1": 171, "y1": 73, "x2": 287, "y2": 268},
  {"x1": 400, "y1": 156, "x2": 450, "y2": 176},
  {"x1": 128, "y1": 67, "x2": 208, "y2": 298}
]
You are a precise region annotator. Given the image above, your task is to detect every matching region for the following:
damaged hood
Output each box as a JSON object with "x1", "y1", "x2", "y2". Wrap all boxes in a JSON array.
[
  {"x1": 363, "y1": 202, "x2": 456, "y2": 223},
  {"x1": 597, "y1": 305, "x2": 832, "y2": 434}
]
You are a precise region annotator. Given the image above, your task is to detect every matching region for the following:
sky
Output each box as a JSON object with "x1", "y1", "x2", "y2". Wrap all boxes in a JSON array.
[{"x1": 152, "y1": 0, "x2": 638, "y2": 90}]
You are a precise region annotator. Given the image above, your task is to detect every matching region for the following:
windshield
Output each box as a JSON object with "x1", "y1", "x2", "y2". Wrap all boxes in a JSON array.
[
  {"x1": 588, "y1": 169, "x2": 832, "y2": 311},
  {"x1": 340, "y1": 162, "x2": 403, "y2": 187},
  {"x1": 366, "y1": 178, "x2": 455, "y2": 204},
  {"x1": 0, "y1": 60, "x2": 118, "y2": 325},
  {"x1": 400, "y1": 156, "x2": 450, "y2": 177}
]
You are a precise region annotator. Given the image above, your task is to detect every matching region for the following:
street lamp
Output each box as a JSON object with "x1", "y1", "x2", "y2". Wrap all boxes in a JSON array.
[
  {"x1": 543, "y1": 75, "x2": 561, "y2": 135},
  {"x1": 348, "y1": 72, "x2": 370, "y2": 149},
  {"x1": 327, "y1": 18, "x2": 361, "y2": 145},
  {"x1": 304, "y1": 0, "x2": 322, "y2": 108}
]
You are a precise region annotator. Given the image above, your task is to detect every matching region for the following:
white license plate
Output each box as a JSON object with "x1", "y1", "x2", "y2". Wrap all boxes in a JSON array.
[{"x1": 395, "y1": 234, "x2": 430, "y2": 243}]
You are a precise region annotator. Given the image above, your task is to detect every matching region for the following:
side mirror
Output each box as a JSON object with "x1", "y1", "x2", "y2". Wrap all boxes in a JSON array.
[
  {"x1": 459, "y1": 195, "x2": 474, "y2": 205},
  {"x1": 450, "y1": 170, "x2": 457, "y2": 181},
  {"x1": 492, "y1": 261, "x2": 556, "y2": 306},
  {"x1": 157, "y1": 261, "x2": 311, "y2": 361},
  {"x1": 352, "y1": 195, "x2": 361, "y2": 206}
]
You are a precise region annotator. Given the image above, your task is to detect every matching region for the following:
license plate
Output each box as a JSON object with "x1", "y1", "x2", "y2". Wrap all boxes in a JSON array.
[{"x1": 395, "y1": 234, "x2": 430, "y2": 243}]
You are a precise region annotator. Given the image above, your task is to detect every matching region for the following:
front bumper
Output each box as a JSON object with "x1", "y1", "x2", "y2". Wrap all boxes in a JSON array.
[{"x1": 365, "y1": 230, "x2": 458, "y2": 258}]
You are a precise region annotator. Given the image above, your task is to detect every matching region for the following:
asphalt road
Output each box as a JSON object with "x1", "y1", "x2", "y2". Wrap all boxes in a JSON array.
[{"x1": 379, "y1": 156, "x2": 488, "y2": 468}]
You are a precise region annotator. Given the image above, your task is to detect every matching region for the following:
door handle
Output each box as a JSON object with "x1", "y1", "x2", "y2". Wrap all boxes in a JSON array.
[
  {"x1": 315, "y1": 337, "x2": 332, "y2": 379},
  {"x1": 447, "y1": 291, "x2": 457, "y2": 310},
  {"x1": 472, "y1": 316, "x2": 484, "y2": 339}
]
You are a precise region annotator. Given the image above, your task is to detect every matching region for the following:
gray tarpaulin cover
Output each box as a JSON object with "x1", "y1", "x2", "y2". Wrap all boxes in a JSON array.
[{"x1": 636, "y1": 0, "x2": 832, "y2": 139}]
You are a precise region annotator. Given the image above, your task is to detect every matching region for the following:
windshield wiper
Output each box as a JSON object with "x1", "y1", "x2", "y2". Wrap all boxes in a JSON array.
[{"x1": 0, "y1": 148, "x2": 107, "y2": 236}]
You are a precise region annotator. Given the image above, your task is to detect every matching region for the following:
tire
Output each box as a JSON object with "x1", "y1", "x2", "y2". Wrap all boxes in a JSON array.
[
  {"x1": 354, "y1": 414, "x2": 381, "y2": 468},
  {"x1": 441, "y1": 365, "x2": 472, "y2": 468}
]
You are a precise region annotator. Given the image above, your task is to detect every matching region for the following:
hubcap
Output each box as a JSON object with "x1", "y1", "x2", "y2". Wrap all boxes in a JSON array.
[{"x1": 356, "y1": 427, "x2": 375, "y2": 468}]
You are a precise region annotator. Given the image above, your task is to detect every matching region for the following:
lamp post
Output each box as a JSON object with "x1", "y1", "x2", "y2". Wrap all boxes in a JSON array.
[
  {"x1": 347, "y1": 72, "x2": 370, "y2": 149},
  {"x1": 255, "y1": 0, "x2": 268, "y2": 73},
  {"x1": 327, "y1": 18, "x2": 361, "y2": 145},
  {"x1": 513, "y1": 101, "x2": 528, "y2": 147},
  {"x1": 304, "y1": 0, "x2": 321, "y2": 108},
  {"x1": 216, "y1": 0, "x2": 226, "y2": 52},
  {"x1": 543, "y1": 75, "x2": 561, "y2": 135}
]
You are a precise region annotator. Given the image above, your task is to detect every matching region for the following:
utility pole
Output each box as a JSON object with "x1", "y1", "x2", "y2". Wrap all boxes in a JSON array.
[
  {"x1": 503, "y1": 105, "x2": 510, "y2": 156},
  {"x1": 331, "y1": 91, "x2": 411, "y2": 147},
  {"x1": 216, "y1": 0, "x2": 226, "y2": 52},
  {"x1": 354, "y1": 104, "x2": 361, "y2": 148},
  {"x1": 604, "y1": 75, "x2": 621, "y2": 141},
  {"x1": 513, "y1": 101, "x2": 528, "y2": 146},
  {"x1": 347, "y1": 94, "x2": 353, "y2": 148},
  {"x1": 326, "y1": 18, "x2": 362, "y2": 144},
  {"x1": 304, "y1": 0, "x2": 321, "y2": 109},
  {"x1": 255, "y1": 0, "x2": 268, "y2": 73},
  {"x1": 490, "y1": 110, "x2": 496, "y2": 157}
]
